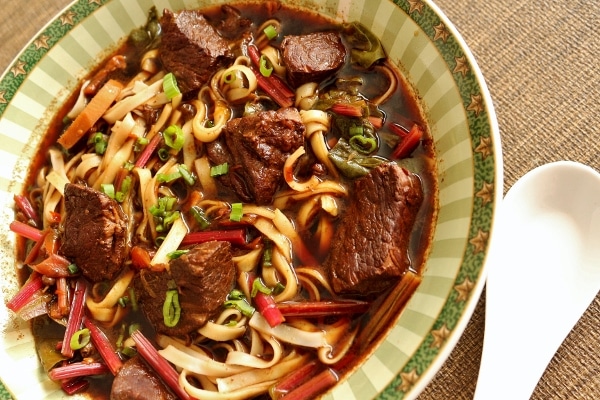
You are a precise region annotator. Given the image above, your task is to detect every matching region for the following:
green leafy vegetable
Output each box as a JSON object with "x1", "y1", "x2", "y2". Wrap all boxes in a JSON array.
[
  {"x1": 343, "y1": 22, "x2": 386, "y2": 68},
  {"x1": 328, "y1": 137, "x2": 387, "y2": 178}
]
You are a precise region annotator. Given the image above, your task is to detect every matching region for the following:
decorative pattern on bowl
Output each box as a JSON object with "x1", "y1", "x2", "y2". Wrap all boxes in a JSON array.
[{"x1": 0, "y1": 0, "x2": 500, "y2": 399}]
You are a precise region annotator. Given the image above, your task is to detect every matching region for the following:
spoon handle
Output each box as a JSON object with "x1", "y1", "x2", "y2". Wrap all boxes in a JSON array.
[{"x1": 474, "y1": 161, "x2": 600, "y2": 400}]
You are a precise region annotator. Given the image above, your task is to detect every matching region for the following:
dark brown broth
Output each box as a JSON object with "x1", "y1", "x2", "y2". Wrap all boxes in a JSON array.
[{"x1": 20, "y1": 2, "x2": 438, "y2": 398}]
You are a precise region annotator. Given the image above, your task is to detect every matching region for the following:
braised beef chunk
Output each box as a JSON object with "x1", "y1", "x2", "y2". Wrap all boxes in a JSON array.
[
  {"x1": 134, "y1": 241, "x2": 235, "y2": 335},
  {"x1": 61, "y1": 183, "x2": 127, "y2": 283},
  {"x1": 323, "y1": 163, "x2": 423, "y2": 295},
  {"x1": 281, "y1": 32, "x2": 347, "y2": 87},
  {"x1": 159, "y1": 9, "x2": 234, "y2": 93},
  {"x1": 206, "y1": 107, "x2": 305, "y2": 204},
  {"x1": 110, "y1": 356, "x2": 177, "y2": 400},
  {"x1": 215, "y1": 5, "x2": 252, "y2": 40}
]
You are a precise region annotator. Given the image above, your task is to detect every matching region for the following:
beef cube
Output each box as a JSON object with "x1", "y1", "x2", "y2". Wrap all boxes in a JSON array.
[
  {"x1": 134, "y1": 241, "x2": 235, "y2": 335},
  {"x1": 206, "y1": 107, "x2": 305, "y2": 205},
  {"x1": 281, "y1": 32, "x2": 347, "y2": 87},
  {"x1": 323, "y1": 163, "x2": 423, "y2": 295},
  {"x1": 61, "y1": 183, "x2": 127, "y2": 283},
  {"x1": 111, "y1": 356, "x2": 177, "y2": 400},
  {"x1": 215, "y1": 5, "x2": 252, "y2": 40},
  {"x1": 159, "y1": 9, "x2": 234, "y2": 93}
]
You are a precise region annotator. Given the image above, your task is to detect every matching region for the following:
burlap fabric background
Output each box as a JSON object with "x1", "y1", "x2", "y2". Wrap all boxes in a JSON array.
[{"x1": 1, "y1": 0, "x2": 599, "y2": 399}]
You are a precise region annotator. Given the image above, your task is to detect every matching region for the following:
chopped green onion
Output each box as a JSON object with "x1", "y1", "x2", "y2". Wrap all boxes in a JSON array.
[
  {"x1": 90, "y1": 132, "x2": 108, "y2": 155},
  {"x1": 128, "y1": 288, "x2": 138, "y2": 312},
  {"x1": 224, "y1": 298, "x2": 255, "y2": 317},
  {"x1": 157, "y1": 171, "x2": 182, "y2": 183},
  {"x1": 190, "y1": 206, "x2": 211, "y2": 229},
  {"x1": 163, "y1": 125, "x2": 184, "y2": 151},
  {"x1": 272, "y1": 282, "x2": 286, "y2": 296},
  {"x1": 229, "y1": 289, "x2": 246, "y2": 301},
  {"x1": 162, "y1": 289, "x2": 181, "y2": 327},
  {"x1": 118, "y1": 296, "x2": 129, "y2": 308},
  {"x1": 155, "y1": 236, "x2": 165, "y2": 246},
  {"x1": 116, "y1": 176, "x2": 132, "y2": 202},
  {"x1": 67, "y1": 263, "x2": 79, "y2": 275},
  {"x1": 259, "y1": 55, "x2": 273, "y2": 77},
  {"x1": 230, "y1": 202, "x2": 243, "y2": 222},
  {"x1": 70, "y1": 328, "x2": 91, "y2": 351},
  {"x1": 349, "y1": 124, "x2": 364, "y2": 136},
  {"x1": 121, "y1": 346, "x2": 137, "y2": 358},
  {"x1": 163, "y1": 72, "x2": 181, "y2": 100},
  {"x1": 262, "y1": 241, "x2": 272, "y2": 268},
  {"x1": 101, "y1": 183, "x2": 115, "y2": 199},
  {"x1": 263, "y1": 24, "x2": 278, "y2": 40},
  {"x1": 137, "y1": 137, "x2": 149, "y2": 146},
  {"x1": 349, "y1": 135, "x2": 377, "y2": 154},
  {"x1": 210, "y1": 162, "x2": 229, "y2": 177},
  {"x1": 158, "y1": 147, "x2": 170, "y2": 161},
  {"x1": 123, "y1": 161, "x2": 135, "y2": 171},
  {"x1": 177, "y1": 164, "x2": 195, "y2": 186},
  {"x1": 251, "y1": 278, "x2": 272, "y2": 297},
  {"x1": 223, "y1": 70, "x2": 237, "y2": 84},
  {"x1": 168, "y1": 249, "x2": 189, "y2": 259},
  {"x1": 128, "y1": 322, "x2": 141, "y2": 335},
  {"x1": 163, "y1": 211, "x2": 181, "y2": 227}
]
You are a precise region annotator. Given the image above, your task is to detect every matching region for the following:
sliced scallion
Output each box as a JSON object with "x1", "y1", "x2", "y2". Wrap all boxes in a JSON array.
[
  {"x1": 163, "y1": 124, "x2": 184, "y2": 151},
  {"x1": 259, "y1": 55, "x2": 273, "y2": 77},
  {"x1": 263, "y1": 24, "x2": 278, "y2": 40},
  {"x1": 157, "y1": 171, "x2": 182, "y2": 183},
  {"x1": 349, "y1": 135, "x2": 377, "y2": 154},
  {"x1": 163, "y1": 72, "x2": 181, "y2": 100},
  {"x1": 162, "y1": 289, "x2": 181, "y2": 327},
  {"x1": 167, "y1": 249, "x2": 189, "y2": 259},
  {"x1": 101, "y1": 183, "x2": 115, "y2": 199},
  {"x1": 70, "y1": 328, "x2": 91, "y2": 351},
  {"x1": 210, "y1": 162, "x2": 229, "y2": 177},
  {"x1": 190, "y1": 206, "x2": 210, "y2": 229},
  {"x1": 177, "y1": 164, "x2": 195, "y2": 185},
  {"x1": 230, "y1": 202, "x2": 243, "y2": 222}
]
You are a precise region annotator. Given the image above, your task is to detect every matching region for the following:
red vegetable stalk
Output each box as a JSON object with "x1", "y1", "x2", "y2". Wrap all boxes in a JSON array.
[
  {"x1": 247, "y1": 45, "x2": 294, "y2": 108},
  {"x1": 9, "y1": 220, "x2": 43, "y2": 242},
  {"x1": 270, "y1": 359, "x2": 321, "y2": 399},
  {"x1": 390, "y1": 123, "x2": 423, "y2": 159},
  {"x1": 180, "y1": 228, "x2": 247, "y2": 246},
  {"x1": 277, "y1": 300, "x2": 370, "y2": 318},
  {"x1": 83, "y1": 317, "x2": 123, "y2": 375},
  {"x1": 13, "y1": 194, "x2": 41, "y2": 227},
  {"x1": 130, "y1": 330, "x2": 195, "y2": 400},
  {"x1": 30, "y1": 253, "x2": 73, "y2": 278},
  {"x1": 330, "y1": 102, "x2": 363, "y2": 117},
  {"x1": 280, "y1": 368, "x2": 338, "y2": 400},
  {"x1": 60, "y1": 379, "x2": 90, "y2": 396},
  {"x1": 61, "y1": 278, "x2": 87, "y2": 358},
  {"x1": 254, "y1": 291, "x2": 285, "y2": 328},
  {"x1": 134, "y1": 132, "x2": 162, "y2": 168},
  {"x1": 48, "y1": 362, "x2": 110, "y2": 380},
  {"x1": 248, "y1": 274, "x2": 285, "y2": 328},
  {"x1": 6, "y1": 272, "x2": 44, "y2": 312},
  {"x1": 55, "y1": 277, "x2": 70, "y2": 316}
]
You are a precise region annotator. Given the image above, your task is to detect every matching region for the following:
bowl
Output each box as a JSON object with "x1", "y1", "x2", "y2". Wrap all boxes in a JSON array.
[{"x1": 0, "y1": 0, "x2": 501, "y2": 398}]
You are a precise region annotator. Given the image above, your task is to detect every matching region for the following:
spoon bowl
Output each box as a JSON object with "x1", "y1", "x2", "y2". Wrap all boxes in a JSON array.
[{"x1": 474, "y1": 161, "x2": 600, "y2": 399}]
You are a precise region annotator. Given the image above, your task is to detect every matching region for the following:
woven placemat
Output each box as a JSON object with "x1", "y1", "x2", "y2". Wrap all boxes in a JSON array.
[
  {"x1": 1, "y1": 1, "x2": 600, "y2": 399},
  {"x1": 420, "y1": 0, "x2": 600, "y2": 398}
]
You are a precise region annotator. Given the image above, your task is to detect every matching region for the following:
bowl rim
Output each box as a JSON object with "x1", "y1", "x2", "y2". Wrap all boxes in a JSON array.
[{"x1": 0, "y1": 0, "x2": 502, "y2": 399}]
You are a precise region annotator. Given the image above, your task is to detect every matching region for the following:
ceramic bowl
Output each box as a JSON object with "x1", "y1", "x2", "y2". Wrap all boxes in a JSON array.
[{"x1": 0, "y1": 0, "x2": 501, "y2": 398}]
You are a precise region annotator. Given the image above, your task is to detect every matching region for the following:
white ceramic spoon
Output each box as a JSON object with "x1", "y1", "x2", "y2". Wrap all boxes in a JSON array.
[{"x1": 474, "y1": 161, "x2": 600, "y2": 400}]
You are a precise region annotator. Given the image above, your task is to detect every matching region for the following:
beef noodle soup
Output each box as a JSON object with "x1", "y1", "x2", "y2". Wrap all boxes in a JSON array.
[{"x1": 9, "y1": 2, "x2": 437, "y2": 399}]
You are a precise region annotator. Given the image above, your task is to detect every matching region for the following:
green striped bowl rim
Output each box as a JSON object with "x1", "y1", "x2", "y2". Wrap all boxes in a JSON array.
[{"x1": 0, "y1": 0, "x2": 501, "y2": 399}]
